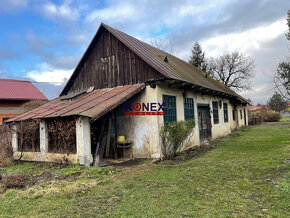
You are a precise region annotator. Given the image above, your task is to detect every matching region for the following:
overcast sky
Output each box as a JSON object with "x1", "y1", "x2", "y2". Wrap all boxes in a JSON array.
[{"x1": 0, "y1": 0, "x2": 289, "y2": 103}]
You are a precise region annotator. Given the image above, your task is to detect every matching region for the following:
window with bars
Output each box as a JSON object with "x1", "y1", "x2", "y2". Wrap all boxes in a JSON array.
[
  {"x1": 184, "y1": 98, "x2": 194, "y2": 120},
  {"x1": 163, "y1": 95, "x2": 177, "y2": 123},
  {"x1": 223, "y1": 103, "x2": 228, "y2": 123},
  {"x1": 212, "y1": 101, "x2": 219, "y2": 124}
]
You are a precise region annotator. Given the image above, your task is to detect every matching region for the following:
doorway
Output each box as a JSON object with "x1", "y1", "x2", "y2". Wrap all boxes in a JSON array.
[{"x1": 197, "y1": 104, "x2": 212, "y2": 143}]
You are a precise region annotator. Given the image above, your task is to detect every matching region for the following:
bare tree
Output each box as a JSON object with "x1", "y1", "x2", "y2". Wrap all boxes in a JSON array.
[
  {"x1": 150, "y1": 38, "x2": 176, "y2": 54},
  {"x1": 286, "y1": 10, "x2": 290, "y2": 40},
  {"x1": 274, "y1": 61, "x2": 290, "y2": 100},
  {"x1": 207, "y1": 52, "x2": 255, "y2": 92},
  {"x1": 273, "y1": 10, "x2": 290, "y2": 100}
]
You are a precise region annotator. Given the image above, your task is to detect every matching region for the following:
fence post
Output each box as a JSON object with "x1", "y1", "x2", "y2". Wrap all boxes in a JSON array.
[
  {"x1": 12, "y1": 125, "x2": 18, "y2": 153},
  {"x1": 40, "y1": 120, "x2": 48, "y2": 154},
  {"x1": 76, "y1": 116, "x2": 92, "y2": 166}
]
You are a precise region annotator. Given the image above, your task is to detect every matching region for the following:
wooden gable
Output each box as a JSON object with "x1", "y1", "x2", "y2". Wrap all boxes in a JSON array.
[{"x1": 61, "y1": 26, "x2": 165, "y2": 96}]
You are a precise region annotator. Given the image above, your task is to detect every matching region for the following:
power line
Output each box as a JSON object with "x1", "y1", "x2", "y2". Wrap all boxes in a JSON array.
[{"x1": 31, "y1": 81, "x2": 64, "y2": 84}]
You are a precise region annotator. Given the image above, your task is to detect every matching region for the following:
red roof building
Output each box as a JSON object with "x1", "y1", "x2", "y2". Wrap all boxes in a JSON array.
[
  {"x1": 0, "y1": 79, "x2": 47, "y2": 123},
  {"x1": 249, "y1": 104, "x2": 264, "y2": 112}
]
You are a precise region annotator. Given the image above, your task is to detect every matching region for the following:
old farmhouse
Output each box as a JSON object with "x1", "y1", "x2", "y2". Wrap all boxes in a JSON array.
[{"x1": 7, "y1": 23, "x2": 248, "y2": 166}]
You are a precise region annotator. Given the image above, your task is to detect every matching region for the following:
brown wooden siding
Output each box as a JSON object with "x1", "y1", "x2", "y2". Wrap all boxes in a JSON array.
[{"x1": 63, "y1": 28, "x2": 164, "y2": 95}]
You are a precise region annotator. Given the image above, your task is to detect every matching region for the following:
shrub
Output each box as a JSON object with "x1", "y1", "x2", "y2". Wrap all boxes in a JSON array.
[
  {"x1": 248, "y1": 114, "x2": 263, "y2": 125},
  {"x1": 1, "y1": 174, "x2": 28, "y2": 190},
  {"x1": 260, "y1": 109, "x2": 281, "y2": 122},
  {"x1": 160, "y1": 119, "x2": 195, "y2": 160},
  {"x1": 265, "y1": 111, "x2": 281, "y2": 122}
]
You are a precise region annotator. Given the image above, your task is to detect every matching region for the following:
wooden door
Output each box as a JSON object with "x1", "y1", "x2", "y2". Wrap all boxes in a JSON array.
[{"x1": 198, "y1": 105, "x2": 212, "y2": 143}]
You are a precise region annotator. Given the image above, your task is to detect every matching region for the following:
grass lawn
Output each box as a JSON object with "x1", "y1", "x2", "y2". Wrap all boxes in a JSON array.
[
  {"x1": 0, "y1": 121, "x2": 289, "y2": 217},
  {"x1": 280, "y1": 116, "x2": 290, "y2": 123}
]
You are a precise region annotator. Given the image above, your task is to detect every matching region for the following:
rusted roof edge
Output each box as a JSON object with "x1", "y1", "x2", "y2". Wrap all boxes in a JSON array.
[{"x1": 90, "y1": 84, "x2": 145, "y2": 121}]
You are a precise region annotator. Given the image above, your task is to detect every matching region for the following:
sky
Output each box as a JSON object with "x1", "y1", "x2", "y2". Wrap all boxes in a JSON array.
[{"x1": 0, "y1": 0, "x2": 289, "y2": 103}]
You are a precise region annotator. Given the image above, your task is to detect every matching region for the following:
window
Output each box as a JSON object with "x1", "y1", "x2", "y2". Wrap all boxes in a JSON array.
[
  {"x1": 184, "y1": 98, "x2": 194, "y2": 120},
  {"x1": 232, "y1": 110, "x2": 235, "y2": 120},
  {"x1": 212, "y1": 101, "x2": 219, "y2": 124},
  {"x1": 223, "y1": 103, "x2": 228, "y2": 123},
  {"x1": 240, "y1": 110, "x2": 242, "y2": 119},
  {"x1": 163, "y1": 95, "x2": 177, "y2": 123}
]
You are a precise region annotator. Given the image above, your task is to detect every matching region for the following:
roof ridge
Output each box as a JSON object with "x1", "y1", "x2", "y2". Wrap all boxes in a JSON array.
[
  {"x1": 102, "y1": 23, "x2": 209, "y2": 75},
  {"x1": 0, "y1": 78, "x2": 31, "y2": 83},
  {"x1": 102, "y1": 24, "x2": 218, "y2": 89}
]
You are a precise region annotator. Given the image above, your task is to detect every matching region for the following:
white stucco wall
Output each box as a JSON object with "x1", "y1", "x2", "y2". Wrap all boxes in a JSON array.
[
  {"x1": 115, "y1": 85, "x2": 161, "y2": 158},
  {"x1": 123, "y1": 86, "x2": 247, "y2": 157},
  {"x1": 156, "y1": 85, "x2": 200, "y2": 149}
]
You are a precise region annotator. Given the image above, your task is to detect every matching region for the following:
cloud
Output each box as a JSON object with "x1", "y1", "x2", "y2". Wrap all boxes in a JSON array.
[
  {"x1": 201, "y1": 19, "x2": 287, "y2": 57},
  {"x1": 195, "y1": 19, "x2": 287, "y2": 104},
  {"x1": 39, "y1": 0, "x2": 79, "y2": 22},
  {"x1": 0, "y1": 0, "x2": 28, "y2": 11},
  {"x1": 169, "y1": 0, "x2": 289, "y2": 57},
  {"x1": 240, "y1": 84, "x2": 274, "y2": 104},
  {"x1": 25, "y1": 31, "x2": 80, "y2": 69},
  {"x1": 86, "y1": 3, "x2": 136, "y2": 22},
  {"x1": 2, "y1": 0, "x2": 289, "y2": 103},
  {"x1": 27, "y1": 63, "x2": 73, "y2": 84},
  {"x1": 84, "y1": 0, "x2": 224, "y2": 37}
]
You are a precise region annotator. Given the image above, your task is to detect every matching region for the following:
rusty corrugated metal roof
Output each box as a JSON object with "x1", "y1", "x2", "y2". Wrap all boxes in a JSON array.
[
  {"x1": 7, "y1": 84, "x2": 144, "y2": 122},
  {"x1": 60, "y1": 23, "x2": 248, "y2": 102},
  {"x1": 101, "y1": 23, "x2": 247, "y2": 102}
]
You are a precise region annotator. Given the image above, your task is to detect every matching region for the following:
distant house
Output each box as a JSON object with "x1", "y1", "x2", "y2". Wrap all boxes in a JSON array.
[
  {"x1": 0, "y1": 79, "x2": 47, "y2": 124},
  {"x1": 249, "y1": 104, "x2": 264, "y2": 112},
  {"x1": 8, "y1": 23, "x2": 249, "y2": 165}
]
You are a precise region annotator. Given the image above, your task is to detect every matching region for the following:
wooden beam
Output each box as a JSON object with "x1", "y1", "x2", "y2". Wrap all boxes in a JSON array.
[
  {"x1": 177, "y1": 82, "x2": 194, "y2": 89},
  {"x1": 168, "y1": 80, "x2": 186, "y2": 88},
  {"x1": 146, "y1": 79, "x2": 173, "y2": 86}
]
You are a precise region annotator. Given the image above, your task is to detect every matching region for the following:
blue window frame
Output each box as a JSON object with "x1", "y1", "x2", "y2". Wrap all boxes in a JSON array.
[
  {"x1": 212, "y1": 101, "x2": 219, "y2": 124},
  {"x1": 163, "y1": 95, "x2": 177, "y2": 123},
  {"x1": 223, "y1": 103, "x2": 228, "y2": 123},
  {"x1": 184, "y1": 98, "x2": 194, "y2": 120}
]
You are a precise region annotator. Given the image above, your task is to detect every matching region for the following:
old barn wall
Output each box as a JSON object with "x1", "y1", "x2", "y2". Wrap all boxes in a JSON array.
[{"x1": 63, "y1": 28, "x2": 164, "y2": 96}]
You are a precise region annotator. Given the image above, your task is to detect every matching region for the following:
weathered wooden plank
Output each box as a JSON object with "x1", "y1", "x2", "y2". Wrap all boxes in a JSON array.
[
  {"x1": 132, "y1": 51, "x2": 136, "y2": 84},
  {"x1": 65, "y1": 28, "x2": 165, "y2": 95}
]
